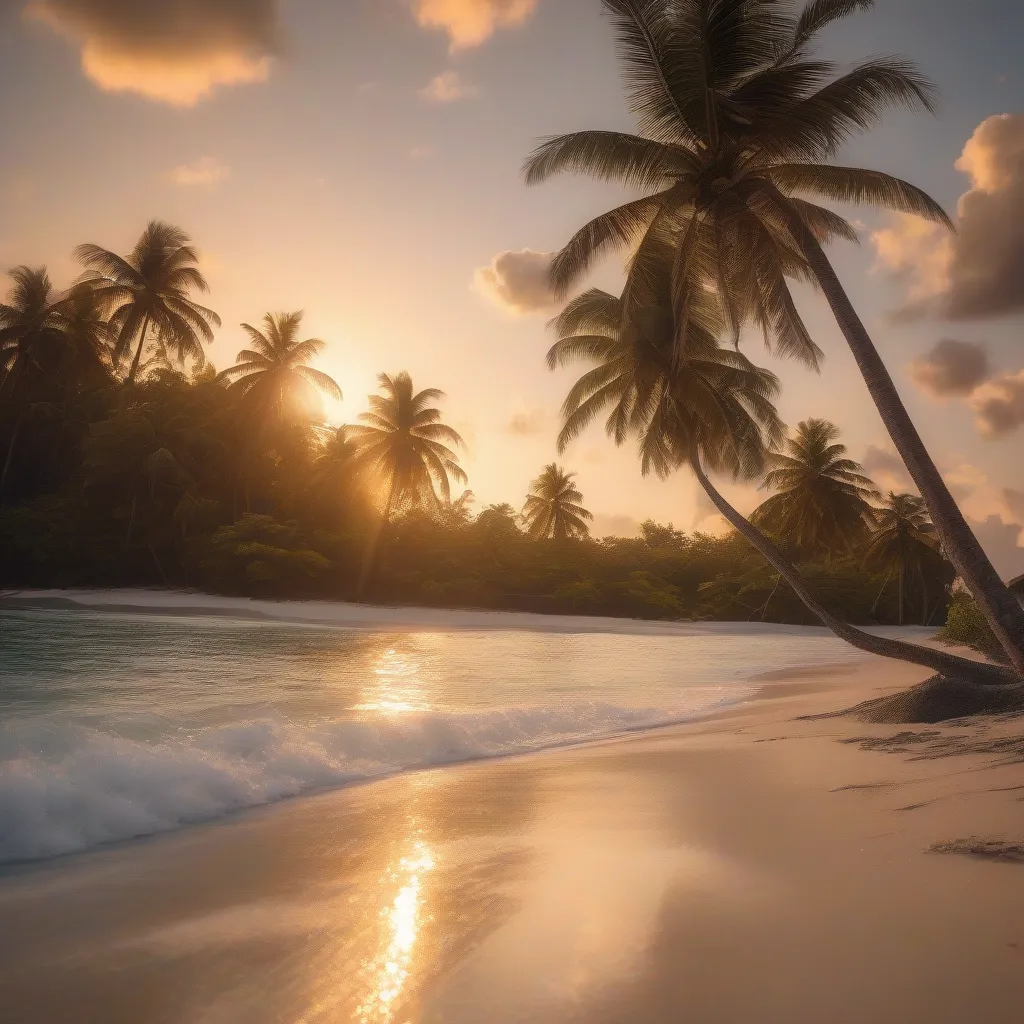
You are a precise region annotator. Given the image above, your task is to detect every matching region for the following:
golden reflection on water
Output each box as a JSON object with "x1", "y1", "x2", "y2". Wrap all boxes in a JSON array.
[
  {"x1": 357, "y1": 836, "x2": 436, "y2": 1023},
  {"x1": 356, "y1": 648, "x2": 430, "y2": 715}
]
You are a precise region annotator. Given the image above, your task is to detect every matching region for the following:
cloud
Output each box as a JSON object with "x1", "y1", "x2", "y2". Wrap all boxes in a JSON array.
[
  {"x1": 504, "y1": 405, "x2": 546, "y2": 436},
  {"x1": 908, "y1": 339, "x2": 991, "y2": 398},
  {"x1": 419, "y1": 69, "x2": 476, "y2": 103},
  {"x1": 1004, "y1": 488, "x2": 1024, "y2": 523},
  {"x1": 872, "y1": 113, "x2": 1024, "y2": 321},
  {"x1": 409, "y1": 145, "x2": 437, "y2": 161},
  {"x1": 25, "y1": 0, "x2": 281, "y2": 106},
  {"x1": 861, "y1": 445, "x2": 913, "y2": 493},
  {"x1": 412, "y1": 0, "x2": 539, "y2": 50},
  {"x1": 970, "y1": 369, "x2": 1024, "y2": 438},
  {"x1": 474, "y1": 249, "x2": 556, "y2": 314},
  {"x1": 169, "y1": 156, "x2": 231, "y2": 188}
]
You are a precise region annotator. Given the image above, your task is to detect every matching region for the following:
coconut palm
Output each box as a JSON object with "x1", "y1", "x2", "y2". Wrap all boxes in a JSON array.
[
  {"x1": 0, "y1": 267, "x2": 109, "y2": 496},
  {"x1": 523, "y1": 465, "x2": 593, "y2": 541},
  {"x1": 76, "y1": 221, "x2": 220, "y2": 386},
  {"x1": 753, "y1": 419, "x2": 878, "y2": 557},
  {"x1": 524, "y1": 0, "x2": 1024, "y2": 677},
  {"x1": 550, "y1": 285, "x2": 1012, "y2": 683},
  {"x1": 867, "y1": 492, "x2": 943, "y2": 626},
  {"x1": 350, "y1": 372, "x2": 466, "y2": 595},
  {"x1": 218, "y1": 312, "x2": 342, "y2": 424}
]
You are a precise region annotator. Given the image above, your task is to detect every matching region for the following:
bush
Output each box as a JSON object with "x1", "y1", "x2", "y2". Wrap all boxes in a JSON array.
[{"x1": 937, "y1": 590, "x2": 1007, "y2": 663}]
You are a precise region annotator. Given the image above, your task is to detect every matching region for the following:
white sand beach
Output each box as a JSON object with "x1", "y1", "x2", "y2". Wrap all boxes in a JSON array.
[{"x1": 1, "y1": 653, "x2": 1022, "y2": 1023}]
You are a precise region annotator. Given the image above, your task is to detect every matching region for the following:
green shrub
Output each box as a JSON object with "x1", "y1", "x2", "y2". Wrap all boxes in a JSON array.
[{"x1": 937, "y1": 590, "x2": 1007, "y2": 663}]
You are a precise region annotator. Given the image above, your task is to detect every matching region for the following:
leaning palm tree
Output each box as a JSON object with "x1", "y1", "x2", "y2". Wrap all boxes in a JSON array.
[
  {"x1": 524, "y1": 0, "x2": 1024, "y2": 676},
  {"x1": 867, "y1": 492, "x2": 943, "y2": 626},
  {"x1": 76, "y1": 221, "x2": 220, "y2": 386},
  {"x1": 217, "y1": 312, "x2": 342, "y2": 424},
  {"x1": 523, "y1": 465, "x2": 593, "y2": 541},
  {"x1": 349, "y1": 372, "x2": 467, "y2": 596},
  {"x1": 753, "y1": 419, "x2": 878, "y2": 558},
  {"x1": 550, "y1": 283, "x2": 1012, "y2": 684}
]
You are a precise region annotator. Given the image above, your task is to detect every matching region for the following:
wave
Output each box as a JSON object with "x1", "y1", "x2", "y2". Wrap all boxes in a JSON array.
[{"x1": 0, "y1": 691, "x2": 744, "y2": 864}]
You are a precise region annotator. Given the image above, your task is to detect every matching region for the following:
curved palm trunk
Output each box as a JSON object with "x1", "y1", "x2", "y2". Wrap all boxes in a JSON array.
[
  {"x1": 690, "y1": 455, "x2": 1015, "y2": 686},
  {"x1": 778, "y1": 201, "x2": 1024, "y2": 679}
]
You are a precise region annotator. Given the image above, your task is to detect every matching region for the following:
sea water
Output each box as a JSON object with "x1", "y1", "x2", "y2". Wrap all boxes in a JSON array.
[{"x1": 0, "y1": 606, "x2": 896, "y2": 864}]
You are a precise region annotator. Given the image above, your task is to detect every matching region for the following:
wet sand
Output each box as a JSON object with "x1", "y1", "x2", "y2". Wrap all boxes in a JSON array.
[{"x1": 2, "y1": 658, "x2": 1023, "y2": 1023}]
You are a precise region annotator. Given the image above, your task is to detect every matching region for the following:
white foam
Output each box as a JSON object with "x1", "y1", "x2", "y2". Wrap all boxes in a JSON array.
[{"x1": 0, "y1": 694, "x2": 744, "y2": 864}]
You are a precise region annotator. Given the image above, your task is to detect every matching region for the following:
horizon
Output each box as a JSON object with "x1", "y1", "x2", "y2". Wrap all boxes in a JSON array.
[{"x1": 2, "y1": 0, "x2": 1024, "y2": 569}]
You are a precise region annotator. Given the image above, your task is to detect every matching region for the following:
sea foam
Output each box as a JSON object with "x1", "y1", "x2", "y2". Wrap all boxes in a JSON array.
[{"x1": 0, "y1": 693, "x2": 742, "y2": 864}]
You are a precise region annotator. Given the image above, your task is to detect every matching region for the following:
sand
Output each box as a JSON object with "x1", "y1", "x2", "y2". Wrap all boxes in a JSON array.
[{"x1": 1, "y1": 658, "x2": 1023, "y2": 1023}]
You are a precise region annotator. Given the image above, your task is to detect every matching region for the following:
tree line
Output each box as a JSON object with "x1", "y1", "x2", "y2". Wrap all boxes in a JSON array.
[{"x1": 3, "y1": 0, "x2": 1022, "y2": 687}]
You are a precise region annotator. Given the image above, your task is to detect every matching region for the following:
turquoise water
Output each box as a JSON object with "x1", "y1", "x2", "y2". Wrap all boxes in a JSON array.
[{"x1": 0, "y1": 607, "x2": 882, "y2": 863}]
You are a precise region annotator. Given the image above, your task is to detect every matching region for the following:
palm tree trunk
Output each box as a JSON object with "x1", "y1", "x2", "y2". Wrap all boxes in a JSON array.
[
  {"x1": 0, "y1": 403, "x2": 27, "y2": 500},
  {"x1": 125, "y1": 315, "x2": 151, "y2": 387},
  {"x1": 357, "y1": 476, "x2": 398, "y2": 600},
  {"x1": 871, "y1": 567, "x2": 893, "y2": 618},
  {"x1": 898, "y1": 566, "x2": 905, "y2": 628},
  {"x1": 776, "y1": 198, "x2": 1024, "y2": 679},
  {"x1": 689, "y1": 454, "x2": 1014, "y2": 685}
]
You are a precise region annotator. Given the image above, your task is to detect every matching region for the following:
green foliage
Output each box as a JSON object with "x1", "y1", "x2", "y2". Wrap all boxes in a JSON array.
[
  {"x1": 195, "y1": 515, "x2": 334, "y2": 596},
  {"x1": 937, "y1": 590, "x2": 1007, "y2": 664}
]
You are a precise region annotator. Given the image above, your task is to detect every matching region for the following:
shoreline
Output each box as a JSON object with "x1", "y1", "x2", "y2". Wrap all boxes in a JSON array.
[
  {"x1": 2, "y1": 658, "x2": 1023, "y2": 1022},
  {"x1": 1, "y1": 585, "x2": 940, "y2": 640}
]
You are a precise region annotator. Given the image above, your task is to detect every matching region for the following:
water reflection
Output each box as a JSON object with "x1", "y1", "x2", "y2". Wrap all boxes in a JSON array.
[
  {"x1": 357, "y1": 836, "x2": 436, "y2": 1022},
  {"x1": 356, "y1": 648, "x2": 430, "y2": 715}
]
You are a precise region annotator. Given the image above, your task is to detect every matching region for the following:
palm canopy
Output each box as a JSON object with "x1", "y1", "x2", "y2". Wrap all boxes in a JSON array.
[
  {"x1": 76, "y1": 221, "x2": 220, "y2": 384},
  {"x1": 866, "y1": 491, "x2": 939, "y2": 570},
  {"x1": 523, "y1": 464, "x2": 593, "y2": 541},
  {"x1": 753, "y1": 418, "x2": 878, "y2": 555},
  {"x1": 524, "y1": 0, "x2": 949, "y2": 370},
  {"x1": 217, "y1": 311, "x2": 342, "y2": 422},
  {"x1": 0, "y1": 266, "x2": 109, "y2": 391},
  {"x1": 548, "y1": 267, "x2": 784, "y2": 483},
  {"x1": 349, "y1": 372, "x2": 467, "y2": 509}
]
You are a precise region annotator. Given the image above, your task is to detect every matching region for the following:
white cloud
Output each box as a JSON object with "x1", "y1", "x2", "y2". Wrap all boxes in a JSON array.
[
  {"x1": 412, "y1": 0, "x2": 539, "y2": 51},
  {"x1": 872, "y1": 113, "x2": 1024, "y2": 321},
  {"x1": 419, "y1": 70, "x2": 476, "y2": 103},
  {"x1": 26, "y1": 0, "x2": 281, "y2": 106},
  {"x1": 169, "y1": 156, "x2": 231, "y2": 188},
  {"x1": 474, "y1": 249, "x2": 556, "y2": 314}
]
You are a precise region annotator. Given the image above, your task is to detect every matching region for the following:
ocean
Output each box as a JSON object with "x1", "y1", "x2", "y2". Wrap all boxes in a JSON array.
[{"x1": 0, "y1": 604, "x2": 898, "y2": 864}]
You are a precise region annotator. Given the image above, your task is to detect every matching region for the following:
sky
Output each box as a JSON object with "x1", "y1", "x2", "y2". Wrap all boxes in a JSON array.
[{"x1": 1, "y1": 0, "x2": 1024, "y2": 572}]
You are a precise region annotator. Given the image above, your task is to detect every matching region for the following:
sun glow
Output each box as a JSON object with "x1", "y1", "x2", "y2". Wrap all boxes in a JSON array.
[{"x1": 356, "y1": 648, "x2": 430, "y2": 715}]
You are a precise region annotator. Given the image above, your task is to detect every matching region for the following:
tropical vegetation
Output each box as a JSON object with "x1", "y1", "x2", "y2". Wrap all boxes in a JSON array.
[{"x1": 524, "y1": 0, "x2": 1024, "y2": 680}]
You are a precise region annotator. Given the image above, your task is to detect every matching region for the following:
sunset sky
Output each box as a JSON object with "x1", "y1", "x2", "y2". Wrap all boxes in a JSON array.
[{"x1": 2, "y1": 0, "x2": 1024, "y2": 571}]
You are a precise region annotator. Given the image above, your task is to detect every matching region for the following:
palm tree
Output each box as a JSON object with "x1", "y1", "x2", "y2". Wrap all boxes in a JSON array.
[
  {"x1": 867, "y1": 492, "x2": 943, "y2": 626},
  {"x1": 0, "y1": 267, "x2": 108, "y2": 497},
  {"x1": 524, "y1": 0, "x2": 1024, "y2": 677},
  {"x1": 350, "y1": 372, "x2": 466, "y2": 596},
  {"x1": 549, "y1": 285, "x2": 1012, "y2": 684},
  {"x1": 753, "y1": 419, "x2": 878, "y2": 558},
  {"x1": 523, "y1": 465, "x2": 593, "y2": 540},
  {"x1": 76, "y1": 221, "x2": 220, "y2": 386},
  {"x1": 218, "y1": 312, "x2": 342, "y2": 423}
]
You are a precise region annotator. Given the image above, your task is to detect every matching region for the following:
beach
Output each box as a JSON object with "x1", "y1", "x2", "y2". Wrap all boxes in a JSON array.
[{"x1": 2, "y1": 647, "x2": 1023, "y2": 1023}]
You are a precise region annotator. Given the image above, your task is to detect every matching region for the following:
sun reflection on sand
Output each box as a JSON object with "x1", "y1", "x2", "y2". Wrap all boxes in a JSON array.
[{"x1": 357, "y1": 837, "x2": 436, "y2": 1022}]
